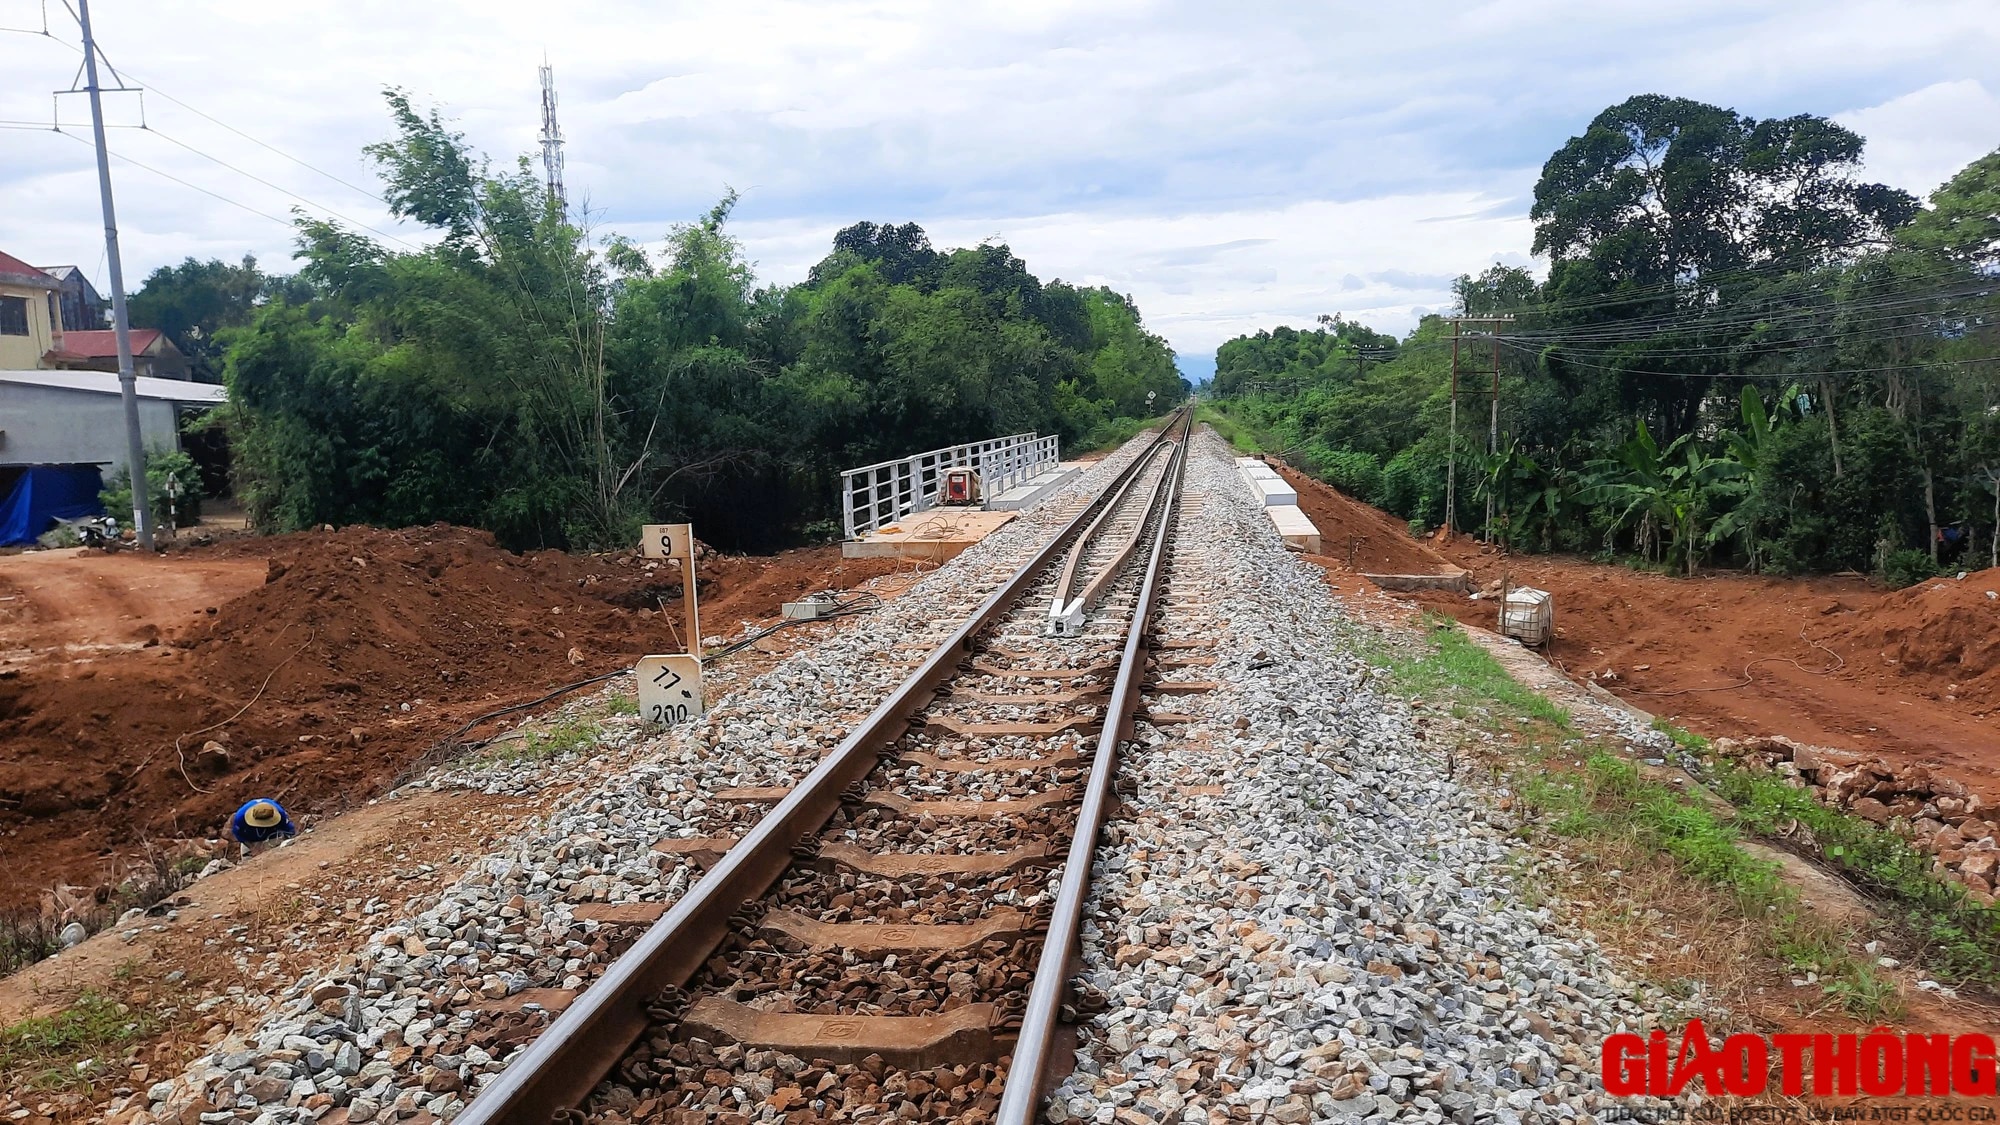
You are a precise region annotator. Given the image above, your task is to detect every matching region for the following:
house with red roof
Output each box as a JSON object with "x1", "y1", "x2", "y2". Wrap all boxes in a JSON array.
[
  {"x1": 44, "y1": 327, "x2": 191, "y2": 380},
  {"x1": 0, "y1": 250, "x2": 189, "y2": 379}
]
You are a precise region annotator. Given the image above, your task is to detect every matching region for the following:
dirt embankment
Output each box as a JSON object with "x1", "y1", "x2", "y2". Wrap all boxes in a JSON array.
[
  {"x1": 0, "y1": 526, "x2": 913, "y2": 910},
  {"x1": 1266, "y1": 461, "x2": 2000, "y2": 804}
]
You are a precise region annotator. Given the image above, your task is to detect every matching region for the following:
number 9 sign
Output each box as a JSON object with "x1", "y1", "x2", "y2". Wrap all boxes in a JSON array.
[
  {"x1": 641, "y1": 523, "x2": 693, "y2": 561},
  {"x1": 636, "y1": 654, "x2": 704, "y2": 725}
]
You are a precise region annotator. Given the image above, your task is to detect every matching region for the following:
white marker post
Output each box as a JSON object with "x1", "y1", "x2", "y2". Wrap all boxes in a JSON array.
[
  {"x1": 635, "y1": 653, "x2": 704, "y2": 726},
  {"x1": 637, "y1": 524, "x2": 704, "y2": 725}
]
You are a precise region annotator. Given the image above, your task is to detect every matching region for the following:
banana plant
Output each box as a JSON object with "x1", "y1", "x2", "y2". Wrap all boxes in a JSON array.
[
  {"x1": 1586, "y1": 420, "x2": 1743, "y2": 576},
  {"x1": 1473, "y1": 439, "x2": 1574, "y2": 551},
  {"x1": 1706, "y1": 384, "x2": 1798, "y2": 572}
]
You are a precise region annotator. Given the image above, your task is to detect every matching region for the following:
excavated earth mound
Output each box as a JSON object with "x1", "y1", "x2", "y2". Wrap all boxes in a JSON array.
[
  {"x1": 0, "y1": 525, "x2": 907, "y2": 909},
  {"x1": 1822, "y1": 567, "x2": 2000, "y2": 703},
  {"x1": 1266, "y1": 460, "x2": 2000, "y2": 801}
]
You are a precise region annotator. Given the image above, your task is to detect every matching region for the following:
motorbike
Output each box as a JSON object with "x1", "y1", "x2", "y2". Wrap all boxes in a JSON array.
[{"x1": 66, "y1": 515, "x2": 123, "y2": 551}]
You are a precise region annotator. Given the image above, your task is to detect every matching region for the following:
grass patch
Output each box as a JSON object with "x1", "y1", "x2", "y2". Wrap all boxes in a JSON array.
[
  {"x1": 1371, "y1": 613, "x2": 1571, "y2": 729},
  {"x1": 0, "y1": 913, "x2": 62, "y2": 978},
  {"x1": 1712, "y1": 763, "x2": 2000, "y2": 989},
  {"x1": 1070, "y1": 412, "x2": 1177, "y2": 457},
  {"x1": 605, "y1": 692, "x2": 640, "y2": 717},
  {"x1": 1651, "y1": 716, "x2": 1710, "y2": 754},
  {"x1": 1388, "y1": 609, "x2": 1997, "y2": 1002},
  {"x1": 0, "y1": 841, "x2": 214, "y2": 977},
  {"x1": 1515, "y1": 749, "x2": 1898, "y2": 1020},
  {"x1": 1194, "y1": 404, "x2": 1264, "y2": 454},
  {"x1": 1360, "y1": 614, "x2": 1904, "y2": 1017},
  {"x1": 0, "y1": 992, "x2": 152, "y2": 1091},
  {"x1": 482, "y1": 717, "x2": 599, "y2": 764}
]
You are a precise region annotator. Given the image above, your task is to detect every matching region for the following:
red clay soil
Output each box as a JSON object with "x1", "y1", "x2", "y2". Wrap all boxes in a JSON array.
[
  {"x1": 1266, "y1": 462, "x2": 2000, "y2": 804},
  {"x1": 0, "y1": 526, "x2": 915, "y2": 910}
]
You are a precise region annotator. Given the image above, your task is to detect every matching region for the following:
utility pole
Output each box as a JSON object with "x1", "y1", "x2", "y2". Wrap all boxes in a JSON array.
[
  {"x1": 1447, "y1": 327, "x2": 1459, "y2": 535},
  {"x1": 1487, "y1": 326, "x2": 1500, "y2": 541},
  {"x1": 77, "y1": 0, "x2": 152, "y2": 549},
  {"x1": 1444, "y1": 315, "x2": 1513, "y2": 541}
]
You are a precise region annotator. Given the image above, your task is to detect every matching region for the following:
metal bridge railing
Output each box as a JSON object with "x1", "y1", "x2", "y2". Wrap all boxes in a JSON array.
[{"x1": 841, "y1": 432, "x2": 1061, "y2": 539}]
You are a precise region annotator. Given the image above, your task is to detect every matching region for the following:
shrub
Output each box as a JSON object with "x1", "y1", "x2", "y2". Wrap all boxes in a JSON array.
[
  {"x1": 100, "y1": 448, "x2": 203, "y2": 530},
  {"x1": 1310, "y1": 447, "x2": 1382, "y2": 500},
  {"x1": 1881, "y1": 548, "x2": 1936, "y2": 589},
  {"x1": 1376, "y1": 446, "x2": 1437, "y2": 521}
]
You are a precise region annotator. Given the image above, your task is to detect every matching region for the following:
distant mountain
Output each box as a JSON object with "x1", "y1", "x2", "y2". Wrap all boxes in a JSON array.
[{"x1": 1175, "y1": 353, "x2": 1214, "y2": 388}]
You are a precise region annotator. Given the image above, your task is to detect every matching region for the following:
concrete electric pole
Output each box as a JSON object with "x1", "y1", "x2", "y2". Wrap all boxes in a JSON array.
[
  {"x1": 1444, "y1": 315, "x2": 1513, "y2": 540},
  {"x1": 76, "y1": 0, "x2": 154, "y2": 548}
]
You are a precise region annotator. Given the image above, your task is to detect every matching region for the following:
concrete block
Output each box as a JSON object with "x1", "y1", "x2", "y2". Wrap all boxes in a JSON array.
[
  {"x1": 1266, "y1": 505, "x2": 1321, "y2": 553},
  {"x1": 1248, "y1": 475, "x2": 1298, "y2": 506}
]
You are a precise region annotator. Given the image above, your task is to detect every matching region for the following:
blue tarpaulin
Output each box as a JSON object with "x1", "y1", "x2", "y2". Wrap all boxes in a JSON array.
[{"x1": 0, "y1": 465, "x2": 106, "y2": 546}]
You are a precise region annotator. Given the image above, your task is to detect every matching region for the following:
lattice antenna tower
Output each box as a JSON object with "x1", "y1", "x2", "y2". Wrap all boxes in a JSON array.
[{"x1": 538, "y1": 58, "x2": 566, "y2": 213}]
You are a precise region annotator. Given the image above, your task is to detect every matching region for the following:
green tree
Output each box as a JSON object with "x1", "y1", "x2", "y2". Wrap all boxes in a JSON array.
[
  {"x1": 1899, "y1": 148, "x2": 2000, "y2": 267},
  {"x1": 127, "y1": 255, "x2": 305, "y2": 381}
]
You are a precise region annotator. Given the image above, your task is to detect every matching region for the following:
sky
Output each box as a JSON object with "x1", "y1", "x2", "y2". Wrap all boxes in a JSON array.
[{"x1": 3, "y1": 1, "x2": 1997, "y2": 384}]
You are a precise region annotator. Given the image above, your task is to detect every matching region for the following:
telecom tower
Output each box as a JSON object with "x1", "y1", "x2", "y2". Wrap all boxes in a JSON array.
[{"x1": 538, "y1": 59, "x2": 566, "y2": 213}]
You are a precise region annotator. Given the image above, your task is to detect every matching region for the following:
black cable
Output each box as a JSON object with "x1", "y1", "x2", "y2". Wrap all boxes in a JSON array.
[
  {"x1": 45, "y1": 126, "x2": 295, "y2": 227},
  {"x1": 704, "y1": 589, "x2": 885, "y2": 662},
  {"x1": 140, "y1": 125, "x2": 419, "y2": 248},
  {"x1": 440, "y1": 667, "x2": 634, "y2": 747},
  {"x1": 1501, "y1": 337, "x2": 1999, "y2": 379},
  {"x1": 129, "y1": 79, "x2": 390, "y2": 205},
  {"x1": 432, "y1": 586, "x2": 886, "y2": 757}
]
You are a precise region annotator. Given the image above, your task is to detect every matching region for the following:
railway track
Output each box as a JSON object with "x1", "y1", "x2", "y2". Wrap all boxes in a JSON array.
[{"x1": 452, "y1": 410, "x2": 1200, "y2": 1124}]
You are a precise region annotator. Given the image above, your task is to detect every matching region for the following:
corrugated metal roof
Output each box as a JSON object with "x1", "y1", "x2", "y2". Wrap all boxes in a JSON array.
[{"x1": 0, "y1": 369, "x2": 227, "y2": 404}]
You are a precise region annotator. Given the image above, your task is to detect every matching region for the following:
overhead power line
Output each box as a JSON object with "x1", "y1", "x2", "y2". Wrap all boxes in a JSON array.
[
  {"x1": 118, "y1": 74, "x2": 391, "y2": 207},
  {"x1": 49, "y1": 126, "x2": 294, "y2": 227},
  {"x1": 140, "y1": 126, "x2": 419, "y2": 248},
  {"x1": 10, "y1": 8, "x2": 414, "y2": 242},
  {"x1": 1498, "y1": 338, "x2": 1999, "y2": 380}
]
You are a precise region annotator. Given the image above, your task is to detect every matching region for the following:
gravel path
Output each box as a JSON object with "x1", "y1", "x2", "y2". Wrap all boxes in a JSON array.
[
  {"x1": 132, "y1": 443, "x2": 1153, "y2": 1125},
  {"x1": 1045, "y1": 431, "x2": 1677, "y2": 1125}
]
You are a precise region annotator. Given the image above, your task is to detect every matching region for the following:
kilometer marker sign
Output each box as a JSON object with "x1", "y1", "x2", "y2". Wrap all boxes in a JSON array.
[{"x1": 636, "y1": 653, "x2": 704, "y2": 726}]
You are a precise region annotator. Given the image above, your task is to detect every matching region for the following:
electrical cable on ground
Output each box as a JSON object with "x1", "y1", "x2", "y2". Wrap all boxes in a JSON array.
[
  {"x1": 1623, "y1": 622, "x2": 1846, "y2": 698},
  {"x1": 439, "y1": 666, "x2": 635, "y2": 748},
  {"x1": 704, "y1": 589, "x2": 884, "y2": 662},
  {"x1": 143, "y1": 627, "x2": 318, "y2": 794},
  {"x1": 405, "y1": 588, "x2": 886, "y2": 780}
]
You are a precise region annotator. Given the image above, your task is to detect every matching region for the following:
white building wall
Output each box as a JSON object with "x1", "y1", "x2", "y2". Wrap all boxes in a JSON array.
[{"x1": 0, "y1": 381, "x2": 181, "y2": 477}]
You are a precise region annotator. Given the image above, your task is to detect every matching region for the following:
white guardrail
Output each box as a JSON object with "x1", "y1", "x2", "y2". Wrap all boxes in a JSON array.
[{"x1": 841, "y1": 432, "x2": 1061, "y2": 539}]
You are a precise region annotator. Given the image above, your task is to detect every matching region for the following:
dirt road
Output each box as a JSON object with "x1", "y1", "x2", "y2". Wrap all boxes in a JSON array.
[{"x1": 0, "y1": 550, "x2": 268, "y2": 671}]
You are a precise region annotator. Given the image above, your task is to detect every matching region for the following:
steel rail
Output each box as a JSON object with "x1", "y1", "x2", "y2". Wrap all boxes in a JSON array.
[
  {"x1": 996, "y1": 408, "x2": 1192, "y2": 1124},
  {"x1": 1045, "y1": 439, "x2": 1173, "y2": 636},
  {"x1": 454, "y1": 408, "x2": 1192, "y2": 1125},
  {"x1": 1052, "y1": 441, "x2": 1179, "y2": 636}
]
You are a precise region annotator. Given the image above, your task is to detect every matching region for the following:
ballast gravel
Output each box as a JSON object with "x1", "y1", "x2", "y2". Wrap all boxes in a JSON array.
[
  {"x1": 130, "y1": 444, "x2": 1150, "y2": 1125},
  {"x1": 1045, "y1": 431, "x2": 1680, "y2": 1125},
  {"x1": 130, "y1": 428, "x2": 1686, "y2": 1125}
]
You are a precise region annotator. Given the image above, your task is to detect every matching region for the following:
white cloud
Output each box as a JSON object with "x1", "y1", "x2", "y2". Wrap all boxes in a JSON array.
[
  {"x1": 1, "y1": 0, "x2": 1996, "y2": 366},
  {"x1": 1836, "y1": 80, "x2": 2000, "y2": 198}
]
